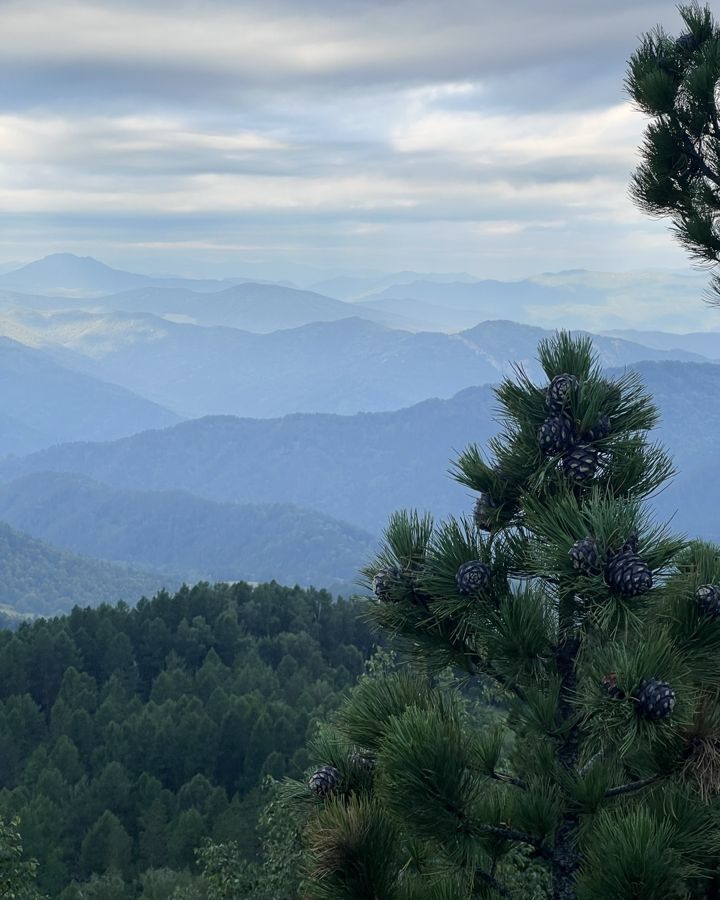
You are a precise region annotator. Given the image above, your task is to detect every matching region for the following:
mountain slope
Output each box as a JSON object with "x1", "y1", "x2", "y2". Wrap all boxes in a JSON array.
[
  {"x1": 0, "y1": 336, "x2": 180, "y2": 454},
  {"x1": 0, "y1": 253, "x2": 152, "y2": 296},
  {"x1": 310, "y1": 270, "x2": 480, "y2": 300},
  {"x1": 0, "y1": 472, "x2": 375, "y2": 587},
  {"x1": 2, "y1": 361, "x2": 718, "y2": 540},
  {"x1": 0, "y1": 521, "x2": 180, "y2": 617},
  {"x1": 602, "y1": 329, "x2": 720, "y2": 360},
  {"x1": 0, "y1": 315, "x2": 709, "y2": 420},
  {"x1": 0, "y1": 253, "x2": 256, "y2": 297},
  {"x1": 99, "y1": 282, "x2": 412, "y2": 331},
  {"x1": 361, "y1": 270, "x2": 714, "y2": 332}
]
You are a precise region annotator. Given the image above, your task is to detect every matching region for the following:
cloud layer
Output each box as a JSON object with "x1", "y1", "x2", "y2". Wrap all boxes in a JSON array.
[{"x1": 0, "y1": 0, "x2": 695, "y2": 280}]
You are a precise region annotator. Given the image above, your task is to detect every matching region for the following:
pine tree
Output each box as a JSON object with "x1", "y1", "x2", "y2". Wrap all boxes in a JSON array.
[
  {"x1": 627, "y1": 3, "x2": 720, "y2": 304},
  {"x1": 289, "y1": 334, "x2": 720, "y2": 899}
]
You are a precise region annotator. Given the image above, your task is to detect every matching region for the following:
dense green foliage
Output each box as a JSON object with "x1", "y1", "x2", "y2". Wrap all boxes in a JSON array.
[
  {"x1": 292, "y1": 334, "x2": 720, "y2": 899},
  {"x1": 0, "y1": 816, "x2": 44, "y2": 899},
  {"x1": 0, "y1": 521, "x2": 179, "y2": 617},
  {"x1": 0, "y1": 472, "x2": 374, "y2": 589},
  {"x1": 627, "y1": 3, "x2": 720, "y2": 303},
  {"x1": 0, "y1": 581, "x2": 374, "y2": 897}
]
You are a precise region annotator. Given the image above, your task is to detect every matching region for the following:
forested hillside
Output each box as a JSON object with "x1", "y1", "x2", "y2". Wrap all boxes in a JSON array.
[
  {"x1": 0, "y1": 581, "x2": 374, "y2": 897},
  {"x1": 0, "y1": 473, "x2": 375, "y2": 590},
  {"x1": 0, "y1": 522, "x2": 179, "y2": 617}
]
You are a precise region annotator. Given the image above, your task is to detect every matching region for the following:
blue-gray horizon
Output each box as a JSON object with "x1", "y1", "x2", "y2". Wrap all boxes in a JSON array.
[{"x1": 0, "y1": 0, "x2": 696, "y2": 281}]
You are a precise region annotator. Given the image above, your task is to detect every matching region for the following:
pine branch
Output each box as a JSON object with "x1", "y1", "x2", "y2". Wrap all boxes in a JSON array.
[
  {"x1": 672, "y1": 114, "x2": 720, "y2": 188},
  {"x1": 473, "y1": 823, "x2": 553, "y2": 860},
  {"x1": 490, "y1": 771, "x2": 528, "y2": 790},
  {"x1": 470, "y1": 656, "x2": 527, "y2": 702},
  {"x1": 578, "y1": 749, "x2": 605, "y2": 777},
  {"x1": 474, "y1": 866, "x2": 512, "y2": 897},
  {"x1": 604, "y1": 775, "x2": 659, "y2": 798}
]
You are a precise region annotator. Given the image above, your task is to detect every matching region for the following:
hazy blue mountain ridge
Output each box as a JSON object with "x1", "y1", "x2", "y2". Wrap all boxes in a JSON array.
[
  {"x1": 1, "y1": 315, "x2": 709, "y2": 421},
  {"x1": 96, "y1": 282, "x2": 413, "y2": 331},
  {"x1": 3, "y1": 360, "x2": 718, "y2": 542},
  {"x1": 0, "y1": 253, "x2": 288, "y2": 297},
  {"x1": 0, "y1": 336, "x2": 181, "y2": 454},
  {"x1": 0, "y1": 472, "x2": 375, "y2": 589},
  {"x1": 602, "y1": 329, "x2": 720, "y2": 360}
]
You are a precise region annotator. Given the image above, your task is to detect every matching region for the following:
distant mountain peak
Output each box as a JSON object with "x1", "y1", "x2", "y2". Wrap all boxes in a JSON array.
[{"x1": 10, "y1": 252, "x2": 128, "y2": 275}]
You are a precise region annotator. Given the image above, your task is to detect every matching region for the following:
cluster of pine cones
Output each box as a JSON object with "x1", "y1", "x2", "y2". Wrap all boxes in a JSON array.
[{"x1": 537, "y1": 374, "x2": 611, "y2": 482}]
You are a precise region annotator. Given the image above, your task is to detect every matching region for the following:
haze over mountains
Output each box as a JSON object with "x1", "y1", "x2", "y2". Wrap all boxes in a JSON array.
[{"x1": 1, "y1": 252, "x2": 720, "y2": 614}]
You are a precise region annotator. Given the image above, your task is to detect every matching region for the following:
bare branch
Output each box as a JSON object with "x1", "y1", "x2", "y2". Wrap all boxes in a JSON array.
[
  {"x1": 578, "y1": 749, "x2": 605, "y2": 778},
  {"x1": 604, "y1": 775, "x2": 659, "y2": 798},
  {"x1": 490, "y1": 771, "x2": 528, "y2": 790}
]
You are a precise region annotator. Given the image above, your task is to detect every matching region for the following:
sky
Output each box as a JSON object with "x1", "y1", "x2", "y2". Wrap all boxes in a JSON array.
[{"x1": 0, "y1": 0, "x2": 702, "y2": 281}]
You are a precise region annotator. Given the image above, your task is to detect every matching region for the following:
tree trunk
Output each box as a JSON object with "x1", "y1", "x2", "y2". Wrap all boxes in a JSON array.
[{"x1": 552, "y1": 600, "x2": 582, "y2": 900}]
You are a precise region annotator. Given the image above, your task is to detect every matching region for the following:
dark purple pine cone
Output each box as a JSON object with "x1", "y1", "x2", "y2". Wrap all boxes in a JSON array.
[
  {"x1": 636, "y1": 678, "x2": 675, "y2": 720},
  {"x1": 455, "y1": 560, "x2": 491, "y2": 596},
  {"x1": 696, "y1": 584, "x2": 720, "y2": 618},
  {"x1": 604, "y1": 548, "x2": 653, "y2": 597},
  {"x1": 546, "y1": 373, "x2": 578, "y2": 412},
  {"x1": 309, "y1": 765, "x2": 341, "y2": 796},
  {"x1": 568, "y1": 537, "x2": 603, "y2": 576},
  {"x1": 538, "y1": 414, "x2": 577, "y2": 455},
  {"x1": 561, "y1": 444, "x2": 599, "y2": 482}
]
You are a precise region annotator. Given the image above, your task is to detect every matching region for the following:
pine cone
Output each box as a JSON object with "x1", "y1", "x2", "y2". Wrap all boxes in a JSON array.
[
  {"x1": 569, "y1": 537, "x2": 603, "y2": 575},
  {"x1": 538, "y1": 414, "x2": 577, "y2": 455},
  {"x1": 546, "y1": 373, "x2": 578, "y2": 411},
  {"x1": 676, "y1": 32, "x2": 700, "y2": 52},
  {"x1": 372, "y1": 567, "x2": 402, "y2": 602},
  {"x1": 604, "y1": 548, "x2": 652, "y2": 597},
  {"x1": 473, "y1": 492, "x2": 498, "y2": 531},
  {"x1": 455, "y1": 560, "x2": 491, "y2": 596},
  {"x1": 636, "y1": 678, "x2": 675, "y2": 720},
  {"x1": 601, "y1": 672, "x2": 625, "y2": 700},
  {"x1": 696, "y1": 584, "x2": 720, "y2": 618},
  {"x1": 561, "y1": 444, "x2": 598, "y2": 482},
  {"x1": 309, "y1": 765, "x2": 341, "y2": 796},
  {"x1": 583, "y1": 413, "x2": 611, "y2": 442}
]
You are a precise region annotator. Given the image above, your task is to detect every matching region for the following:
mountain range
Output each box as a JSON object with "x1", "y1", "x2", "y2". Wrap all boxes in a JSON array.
[
  {"x1": 0, "y1": 253, "x2": 250, "y2": 297},
  {"x1": 2, "y1": 360, "x2": 718, "y2": 543},
  {"x1": 2, "y1": 252, "x2": 720, "y2": 617},
  {"x1": 0, "y1": 313, "x2": 710, "y2": 421}
]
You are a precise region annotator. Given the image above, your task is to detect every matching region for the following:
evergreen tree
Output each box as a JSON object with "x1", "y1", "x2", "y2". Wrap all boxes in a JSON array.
[
  {"x1": 291, "y1": 334, "x2": 720, "y2": 899},
  {"x1": 627, "y1": 3, "x2": 720, "y2": 303}
]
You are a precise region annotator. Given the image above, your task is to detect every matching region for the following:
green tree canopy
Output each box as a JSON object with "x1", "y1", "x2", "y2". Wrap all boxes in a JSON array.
[
  {"x1": 290, "y1": 334, "x2": 720, "y2": 899},
  {"x1": 627, "y1": 3, "x2": 720, "y2": 303}
]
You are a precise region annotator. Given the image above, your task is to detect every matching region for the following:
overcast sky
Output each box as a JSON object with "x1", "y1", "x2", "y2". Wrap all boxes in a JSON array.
[{"x1": 0, "y1": 0, "x2": 699, "y2": 280}]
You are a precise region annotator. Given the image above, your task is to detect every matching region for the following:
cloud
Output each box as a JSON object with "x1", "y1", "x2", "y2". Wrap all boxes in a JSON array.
[{"x1": 0, "y1": 0, "x2": 695, "y2": 279}]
